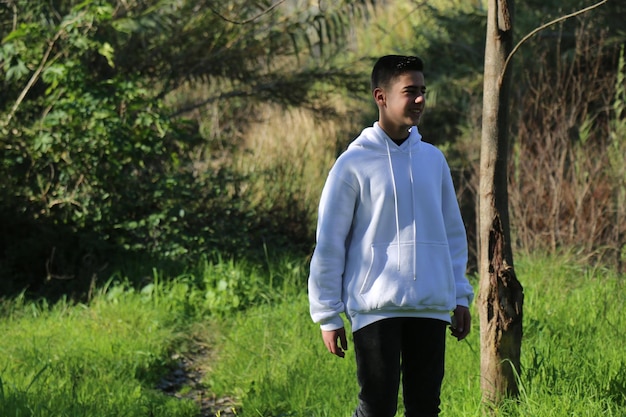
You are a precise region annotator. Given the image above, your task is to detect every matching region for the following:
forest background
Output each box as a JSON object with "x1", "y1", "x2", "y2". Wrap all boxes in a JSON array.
[
  {"x1": 1, "y1": 1, "x2": 626, "y2": 416},
  {"x1": 1, "y1": 0, "x2": 626, "y2": 298}
]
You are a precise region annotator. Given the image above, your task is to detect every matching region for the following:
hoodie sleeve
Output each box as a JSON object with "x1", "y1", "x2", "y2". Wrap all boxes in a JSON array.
[
  {"x1": 308, "y1": 165, "x2": 358, "y2": 331},
  {"x1": 441, "y1": 159, "x2": 475, "y2": 307}
]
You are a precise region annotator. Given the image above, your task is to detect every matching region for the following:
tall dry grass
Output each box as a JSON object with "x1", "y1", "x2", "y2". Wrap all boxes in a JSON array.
[
  {"x1": 234, "y1": 101, "x2": 369, "y2": 241},
  {"x1": 510, "y1": 24, "x2": 626, "y2": 269}
]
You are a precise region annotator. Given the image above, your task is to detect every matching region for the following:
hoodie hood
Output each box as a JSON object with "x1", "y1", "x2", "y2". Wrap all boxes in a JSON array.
[{"x1": 348, "y1": 122, "x2": 422, "y2": 153}]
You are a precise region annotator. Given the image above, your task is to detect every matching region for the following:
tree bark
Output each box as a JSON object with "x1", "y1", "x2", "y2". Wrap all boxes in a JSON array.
[{"x1": 478, "y1": 0, "x2": 524, "y2": 406}]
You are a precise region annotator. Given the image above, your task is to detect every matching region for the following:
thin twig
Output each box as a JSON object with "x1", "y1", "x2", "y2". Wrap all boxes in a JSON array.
[
  {"x1": 207, "y1": 0, "x2": 287, "y2": 25},
  {"x1": 11, "y1": 1, "x2": 18, "y2": 31},
  {"x1": 498, "y1": 0, "x2": 608, "y2": 87},
  {"x1": 3, "y1": 11, "x2": 87, "y2": 127},
  {"x1": 4, "y1": 35, "x2": 59, "y2": 127},
  {"x1": 170, "y1": 89, "x2": 255, "y2": 117}
]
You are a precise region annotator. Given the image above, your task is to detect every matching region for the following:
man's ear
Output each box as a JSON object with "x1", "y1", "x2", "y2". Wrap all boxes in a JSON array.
[{"x1": 373, "y1": 87, "x2": 385, "y2": 107}]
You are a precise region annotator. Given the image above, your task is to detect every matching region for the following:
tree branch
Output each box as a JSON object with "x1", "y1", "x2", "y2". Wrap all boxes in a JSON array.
[
  {"x1": 3, "y1": 11, "x2": 88, "y2": 127},
  {"x1": 498, "y1": 0, "x2": 608, "y2": 88}
]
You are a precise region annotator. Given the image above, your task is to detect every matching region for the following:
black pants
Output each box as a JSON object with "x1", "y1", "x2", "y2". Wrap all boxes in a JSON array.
[{"x1": 352, "y1": 317, "x2": 446, "y2": 417}]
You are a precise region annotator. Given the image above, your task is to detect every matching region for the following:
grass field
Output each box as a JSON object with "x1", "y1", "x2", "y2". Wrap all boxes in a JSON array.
[
  {"x1": 207, "y1": 254, "x2": 626, "y2": 416},
  {"x1": 0, "y1": 284, "x2": 199, "y2": 417},
  {"x1": 0, "y1": 253, "x2": 624, "y2": 416}
]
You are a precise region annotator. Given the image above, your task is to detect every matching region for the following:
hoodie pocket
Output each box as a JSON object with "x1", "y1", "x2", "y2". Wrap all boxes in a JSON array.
[{"x1": 357, "y1": 241, "x2": 454, "y2": 311}]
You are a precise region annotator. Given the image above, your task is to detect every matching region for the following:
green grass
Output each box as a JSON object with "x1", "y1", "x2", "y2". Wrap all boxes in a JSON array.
[
  {"x1": 0, "y1": 253, "x2": 624, "y2": 416},
  {"x1": 207, "y1": 254, "x2": 626, "y2": 416},
  {"x1": 0, "y1": 287, "x2": 198, "y2": 417},
  {"x1": 206, "y1": 294, "x2": 360, "y2": 416},
  {"x1": 0, "y1": 253, "x2": 306, "y2": 417}
]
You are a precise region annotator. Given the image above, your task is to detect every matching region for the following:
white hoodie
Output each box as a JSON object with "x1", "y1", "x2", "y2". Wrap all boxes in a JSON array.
[{"x1": 308, "y1": 122, "x2": 474, "y2": 332}]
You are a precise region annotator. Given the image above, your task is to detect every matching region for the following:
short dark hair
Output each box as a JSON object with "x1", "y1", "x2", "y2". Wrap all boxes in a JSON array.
[{"x1": 371, "y1": 55, "x2": 424, "y2": 91}]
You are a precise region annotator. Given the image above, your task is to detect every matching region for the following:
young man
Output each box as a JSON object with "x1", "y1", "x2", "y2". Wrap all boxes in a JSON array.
[{"x1": 308, "y1": 55, "x2": 474, "y2": 417}]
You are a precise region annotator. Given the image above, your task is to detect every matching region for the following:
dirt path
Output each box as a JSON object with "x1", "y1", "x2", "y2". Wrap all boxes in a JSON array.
[{"x1": 157, "y1": 344, "x2": 238, "y2": 417}]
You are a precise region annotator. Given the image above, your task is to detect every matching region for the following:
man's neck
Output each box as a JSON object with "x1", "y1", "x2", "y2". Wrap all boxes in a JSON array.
[
  {"x1": 392, "y1": 137, "x2": 408, "y2": 146},
  {"x1": 379, "y1": 121, "x2": 410, "y2": 143}
]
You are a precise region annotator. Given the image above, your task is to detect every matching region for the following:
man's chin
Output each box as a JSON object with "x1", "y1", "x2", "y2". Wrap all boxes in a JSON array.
[{"x1": 410, "y1": 117, "x2": 422, "y2": 126}]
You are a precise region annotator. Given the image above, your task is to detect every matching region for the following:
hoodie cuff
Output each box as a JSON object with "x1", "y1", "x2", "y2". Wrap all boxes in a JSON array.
[
  {"x1": 320, "y1": 315, "x2": 345, "y2": 332},
  {"x1": 455, "y1": 297, "x2": 471, "y2": 308}
]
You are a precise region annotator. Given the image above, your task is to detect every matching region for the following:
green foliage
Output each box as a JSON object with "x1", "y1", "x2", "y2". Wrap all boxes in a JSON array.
[
  {"x1": 1, "y1": 1, "x2": 199, "y2": 290},
  {"x1": 0, "y1": 0, "x2": 382, "y2": 298},
  {"x1": 0, "y1": 4, "x2": 267, "y2": 293},
  {"x1": 2, "y1": 0, "x2": 626, "y2": 300},
  {"x1": 133, "y1": 251, "x2": 307, "y2": 318}
]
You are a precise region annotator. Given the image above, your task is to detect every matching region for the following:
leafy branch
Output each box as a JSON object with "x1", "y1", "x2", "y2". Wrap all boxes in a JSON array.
[{"x1": 3, "y1": 9, "x2": 90, "y2": 127}]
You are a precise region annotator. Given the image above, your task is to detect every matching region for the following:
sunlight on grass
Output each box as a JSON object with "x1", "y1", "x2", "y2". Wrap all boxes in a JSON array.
[
  {"x1": 0, "y1": 289, "x2": 198, "y2": 417},
  {"x1": 0, "y1": 253, "x2": 623, "y2": 416},
  {"x1": 207, "y1": 294, "x2": 360, "y2": 416},
  {"x1": 207, "y1": 253, "x2": 626, "y2": 417},
  {"x1": 0, "y1": 253, "x2": 308, "y2": 417}
]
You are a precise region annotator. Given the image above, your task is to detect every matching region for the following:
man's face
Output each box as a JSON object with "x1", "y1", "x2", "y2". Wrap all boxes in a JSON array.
[{"x1": 376, "y1": 71, "x2": 426, "y2": 133}]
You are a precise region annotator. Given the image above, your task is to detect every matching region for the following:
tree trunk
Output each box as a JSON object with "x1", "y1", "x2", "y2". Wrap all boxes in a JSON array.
[{"x1": 478, "y1": 0, "x2": 524, "y2": 406}]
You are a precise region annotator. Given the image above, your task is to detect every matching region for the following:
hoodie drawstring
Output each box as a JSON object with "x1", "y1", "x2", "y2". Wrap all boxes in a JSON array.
[
  {"x1": 384, "y1": 140, "x2": 402, "y2": 272},
  {"x1": 409, "y1": 145, "x2": 417, "y2": 280},
  {"x1": 385, "y1": 137, "x2": 417, "y2": 280}
]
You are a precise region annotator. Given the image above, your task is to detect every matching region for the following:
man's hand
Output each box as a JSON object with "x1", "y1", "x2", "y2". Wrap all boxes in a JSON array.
[
  {"x1": 322, "y1": 327, "x2": 348, "y2": 358},
  {"x1": 450, "y1": 305, "x2": 471, "y2": 341}
]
